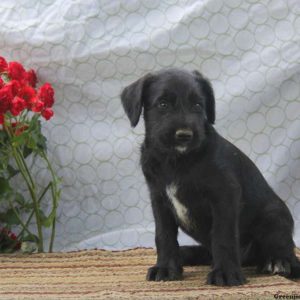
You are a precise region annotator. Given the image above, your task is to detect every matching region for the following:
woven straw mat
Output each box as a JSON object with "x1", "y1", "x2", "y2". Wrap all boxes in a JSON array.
[{"x1": 0, "y1": 248, "x2": 300, "y2": 299}]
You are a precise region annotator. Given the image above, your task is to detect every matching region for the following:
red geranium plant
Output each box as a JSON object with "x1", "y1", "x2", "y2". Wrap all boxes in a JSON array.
[{"x1": 0, "y1": 57, "x2": 61, "y2": 253}]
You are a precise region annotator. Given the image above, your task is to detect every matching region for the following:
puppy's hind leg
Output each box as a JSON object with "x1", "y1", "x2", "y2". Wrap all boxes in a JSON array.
[
  {"x1": 254, "y1": 210, "x2": 298, "y2": 278},
  {"x1": 258, "y1": 237, "x2": 300, "y2": 279}
]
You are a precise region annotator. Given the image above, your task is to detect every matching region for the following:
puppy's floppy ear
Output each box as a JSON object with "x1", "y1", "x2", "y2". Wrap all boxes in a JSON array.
[
  {"x1": 121, "y1": 74, "x2": 152, "y2": 127},
  {"x1": 193, "y1": 70, "x2": 216, "y2": 124}
]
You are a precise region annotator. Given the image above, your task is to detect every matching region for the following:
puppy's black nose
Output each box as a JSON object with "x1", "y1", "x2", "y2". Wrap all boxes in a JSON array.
[{"x1": 175, "y1": 129, "x2": 194, "y2": 141}]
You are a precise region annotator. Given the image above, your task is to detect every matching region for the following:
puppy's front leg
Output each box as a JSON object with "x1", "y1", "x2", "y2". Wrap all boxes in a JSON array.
[
  {"x1": 207, "y1": 187, "x2": 246, "y2": 286},
  {"x1": 147, "y1": 191, "x2": 183, "y2": 281}
]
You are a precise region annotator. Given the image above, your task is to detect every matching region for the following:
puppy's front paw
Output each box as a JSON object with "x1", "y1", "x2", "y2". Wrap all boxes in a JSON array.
[
  {"x1": 207, "y1": 268, "x2": 246, "y2": 286},
  {"x1": 146, "y1": 265, "x2": 183, "y2": 281}
]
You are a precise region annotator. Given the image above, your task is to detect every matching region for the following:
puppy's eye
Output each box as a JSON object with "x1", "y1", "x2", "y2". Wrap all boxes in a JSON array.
[{"x1": 158, "y1": 100, "x2": 168, "y2": 109}]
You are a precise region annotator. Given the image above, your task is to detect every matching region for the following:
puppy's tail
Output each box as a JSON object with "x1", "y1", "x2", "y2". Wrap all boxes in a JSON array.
[{"x1": 179, "y1": 245, "x2": 212, "y2": 266}]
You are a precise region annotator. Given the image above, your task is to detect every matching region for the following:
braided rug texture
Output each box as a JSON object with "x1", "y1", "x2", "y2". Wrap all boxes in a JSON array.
[{"x1": 0, "y1": 248, "x2": 299, "y2": 299}]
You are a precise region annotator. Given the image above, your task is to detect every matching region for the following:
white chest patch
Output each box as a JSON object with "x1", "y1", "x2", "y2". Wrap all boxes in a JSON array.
[
  {"x1": 166, "y1": 183, "x2": 190, "y2": 227},
  {"x1": 175, "y1": 146, "x2": 187, "y2": 154}
]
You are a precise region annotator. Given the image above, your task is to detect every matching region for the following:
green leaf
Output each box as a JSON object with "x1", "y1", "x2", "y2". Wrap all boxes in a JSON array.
[
  {"x1": 40, "y1": 209, "x2": 55, "y2": 228},
  {"x1": 22, "y1": 234, "x2": 39, "y2": 243},
  {"x1": 14, "y1": 193, "x2": 31, "y2": 210},
  {"x1": 37, "y1": 134, "x2": 47, "y2": 151},
  {"x1": 26, "y1": 133, "x2": 37, "y2": 150},
  {"x1": 7, "y1": 165, "x2": 19, "y2": 179},
  {"x1": 0, "y1": 130, "x2": 8, "y2": 143},
  {"x1": 0, "y1": 159, "x2": 8, "y2": 174},
  {"x1": 25, "y1": 120, "x2": 47, "y2": 152},
  {"x1": 23, "y1": 145, "x2": 33, "y2": 158},
  {"x1": 0, "y1": 177, "x2": 12, "y2": 196},
  {"x1": 0, "y1": 208, "x2": 20, "y2": 225},
  {"x1": 11, "y1": 131, "x2": 26, "y2": 145}
]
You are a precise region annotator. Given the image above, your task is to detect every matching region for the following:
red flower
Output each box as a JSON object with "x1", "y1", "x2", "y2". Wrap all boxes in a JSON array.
[
  {"x1": 0, "y1": 57, "x2": 56, "y2": 122},
  {"x1": 10, "y1": 233, "x2": 17, "y2": 240},
  {"x1": 31, "y1": 98, "x2": 44, "y2": 112},
  {"x1": 42, "y1": 108, "x2": 54, "y2": 120},
  {"x1": 0, "y1": 57, "x2": 8, "y2": 73},
  {"x1": 7, "y1": 79, "x2": 21, "y2": 96},
  {"x1": 10, "y1": 96, "x2": 27, "y2": 116},
  {"x1": 25, "y1": 69, "x2": 37, "y2": 88},
  {"x1": 0, "y1": 85, "x2": 13, "y2": 114},
  {"x1": 7, "y1": 61, "x2": 26, "y2": 81},
  {"x1": 19, "y1": 85, "x2": 36, "y2": 103},
  {"x1": 38, "y1": 83, "x2": 54, "y2": 108}
]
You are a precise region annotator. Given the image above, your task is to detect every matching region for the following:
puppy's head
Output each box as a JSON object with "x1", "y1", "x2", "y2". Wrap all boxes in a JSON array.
[{"x1": 121, "y1": 68, "x2": 215, "y2": 154}]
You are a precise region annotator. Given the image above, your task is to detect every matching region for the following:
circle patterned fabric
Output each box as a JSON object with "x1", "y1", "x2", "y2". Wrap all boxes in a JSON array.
[{"x1": 1, "y1": 0, "x2": 300, "y2": 250}]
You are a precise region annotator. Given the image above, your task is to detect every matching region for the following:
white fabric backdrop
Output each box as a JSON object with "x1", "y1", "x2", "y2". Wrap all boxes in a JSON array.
[{"x1": 1, "y1": 0, "x2": 300, "y2": 251}]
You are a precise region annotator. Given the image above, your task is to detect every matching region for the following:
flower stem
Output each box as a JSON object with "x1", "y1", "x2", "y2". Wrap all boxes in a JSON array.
[
  {"x1": 9, "y1": 141, "x2": 44, "y2": 252},
  {"x1": 7, "y1": 195, "x2": 34, "y2": 238},
  {"x1": 17, "y1": 210, "x2": 34, "y2": 240},
  {"x1": 17, "y1": 182, "x2": 52, "y2": 239},
  {"x1": 40, "y1": 151, "x2": 59, "y2": 253},
  {"x1": 17, "y1": 151, "x2": 44, "y2": 252},
  {"x1": 49, "y1": 217, "x2": 56, "y2": 253}
]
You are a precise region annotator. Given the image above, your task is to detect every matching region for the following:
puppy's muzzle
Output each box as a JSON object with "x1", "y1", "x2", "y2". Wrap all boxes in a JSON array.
[{"x1": 175, "y1": 129, "x2": 194, "y2": 142}]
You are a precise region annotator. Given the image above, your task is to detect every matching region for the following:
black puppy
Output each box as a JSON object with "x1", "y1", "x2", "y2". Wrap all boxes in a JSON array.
[{"x1": 120, "y1": 68, "x2": 300, "y2": 286}]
